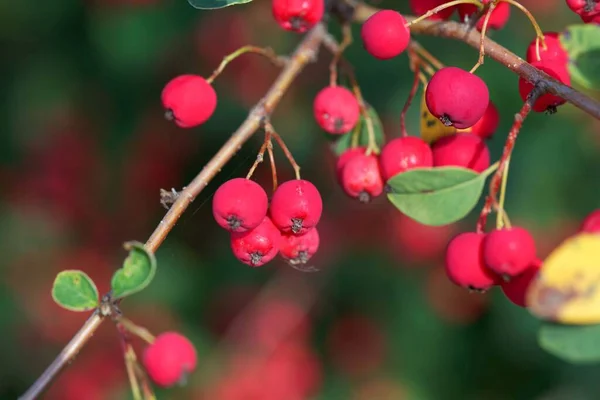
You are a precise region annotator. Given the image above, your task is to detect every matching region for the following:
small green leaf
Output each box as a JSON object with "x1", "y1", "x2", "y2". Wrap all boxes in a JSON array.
[
  {"x1": 52, "y1": 270, "x2": 99, "y2": 312},
  {"x1": 560, "y1": 24, "x2": 600, "y2": 90},
  {"x1": 386, "y1": 164, "x2": 498, "y2": 226},
  {"x1": 333, "y1": 104, "x2": 385, "y2": 155},
  {"x1": 187, "y1": 0, "x2": 252, "y2": 9},
  {"x1": 111, "y1": 241, "x2": 157, "y2": 300},
  {"x1": 539, "y1": 323, "x2": 600, "y2": 364}
]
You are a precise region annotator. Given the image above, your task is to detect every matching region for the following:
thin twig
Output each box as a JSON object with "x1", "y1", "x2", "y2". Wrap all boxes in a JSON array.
[
  {"x1": 470, "y1": 1, "x2": 495, "y2": 73},
  {"x1": 267, "y1": 123, "x2": 302, "y2": 180},
  {"x1": 329, "y1": 24, "x2": 353, "y2": 87},
  {"x1": 117, "y1": 316, "x2": 156, "y2": 345},
  {"x1": 266, "y1": 137, "x2": 278, "y2": 191},
  {"x1": 206, "y1": 45, "x2": 287, "y2": 84},
  {"x1": 19, "y1": 23, "x2": 328, "y2": 400},
  {"x1": 400, "y1": 53, "x2": 422, "y2": 138},
  {"x1": 246, "y1": 131, "x2": 271, "y2": 180},
  {"x1": 118, "y1": 324, "x2": 143, "y2": 400}
]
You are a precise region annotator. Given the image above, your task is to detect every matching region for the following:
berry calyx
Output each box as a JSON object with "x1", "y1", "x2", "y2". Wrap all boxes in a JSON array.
[
  {"x1": 212, "y1": 178, "x2": 269, "y2": 233},
  {"x1": 313, "y1": 86, "x2": 360, "y2": 134},
  {"x1": 518, "y1": 61, "x2": 570, "y2": 113},
  {"x1": 336, "y1": 147, "x2": 366, "y2": 181},
  {"x1": 361, "y1": 10, "x2": 411, "y2": 60},
  {"x1": 580, "y1": 209, "x2": 600, "y2": 233},
  {"x1": 425, "y1": 67, "x2": 490, "y2": 129},
  {"x1": 340, "y1": 153, "x2": 384, "y2": 203},
  {"x1": 161, "y1": 75, "x2": 217, "y2": 128},
  {"x1": 501, "y1": 259, "x2": 542, "y2": 307},
  {"x1": 230, "y1": 217, "x2": 282, "y2": 267},
  {"x1": 142, "y1": 332, "x2": 197, "y2": 388},
  {"x1": 457, "y1": 101, "x2": 500, "y2": 140},
  {"x1": 272, "y1": 0, "x2": 324, "y2": 33},
  {"x1": 379, "y1": 136, "x2": 433, "y2": 181},
  {"x1": 280, "y1": 227, "x2": 320, "y2": 265},
  {"x1": 270, "y1": 180, "x2": 323, "y2": 234},
  {"x1": 483, "y1": 227, "x2": 537, "y2": 279},
  {"x1": 525, "y1": 32, "x2": 569, "y2": 64},
  {"x1": 445, "y1": 232, "x2": 500, "y2": 291},
  {"x1": 431, "y1": 133, "x2": 491, "y2": 173},
  {"x1": 458, "y1": 1, "x2": 511, "y2": 31},
  {"x1": 409, "y1": 0, "x2": 456, "y2": 21}
]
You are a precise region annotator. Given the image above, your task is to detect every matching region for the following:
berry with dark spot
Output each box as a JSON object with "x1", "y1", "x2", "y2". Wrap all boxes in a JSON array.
[
  {"x1": 340, "y1": 153, "x2": 384, "y2": 203},
  {"x1": 445, "y1": 232, "x2": 500, "y2": 291},
  {"x1": 431, "y1": 133, "x2": 490, "y2": 173},
  {"x1": 484, "y1": 227, "x2": 537, "y2": 279},
  {"x1": 280, "y1": 227, "x2": 320, "y2": 265},
  {"x1": 213, "y1": 178, "x2": 269, "y2": 233},
  {"x1": 230, "y1": 217, "x2": 281, "y2": 267},
  {"x1": 270, "y1": 179, "x2": 323, "y2": 234},
  {"x1": 379, "y1": 136, "x2": 433, "y2": 181},
  {"x1": 361, "y1": 10, "x2": 411, "y2": 60},
  {"x1": 313, "y1": 86, "x2": 360, "y2": 134},
  {"x1": 143, "y1": 332, "x2": 197, "y2": 388},
  {"x1": 161, "y1": 75, "x2": 217, "y2": 128},
  {"x1": 272, "y1": 0, "x2": 324, "y2": 33},
  {"x1": 425, "y1": 67, "x2": 489, "y2": 129}
]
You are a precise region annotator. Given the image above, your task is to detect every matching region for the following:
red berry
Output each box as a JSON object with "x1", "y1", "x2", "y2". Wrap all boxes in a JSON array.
[
  {"x1": 458, "y1": 101, "x2": 500, "y2": 140},
  {"x1": 212, "y1": 178, "x2": 268, "y2": 233},
  {"x1": 161, "y1": 75, "x2": 217, "y2": 128},
  {"x1": 458, "y1": 1, "x2": 511, "y2": 31},
  {"x1": 361, "y1": 10, "x2": 411, "y2": 60},
  {"x1": 483, "y1": 227, "x2": 537, "y2": 278},
  {"x1": 272, "y1": 0, "x2": 325, "y2": 33},
  {"x1": 280, "y1": 227, "x2": 320, "y2": 265},
  {"x1": 525, "y1": 32, "x2": 569, "y2": 64},
  {"x1": 445, "y1": 232, "x2": 500, "y2": 291},
  {"x1": 431, "y1": 133, "x2": 490, "y2": 173},
  {"x1": 143, "y1": 332, "x2": 197, "y2": 388},
  {"x1": 270, "y1": 180, "x2": 323, "y2": 234},
  {"x1": 313, "y1": 86, "x2": 360, "y2": 134},
  {"x1": 425, "y1": 67, "x2": 490, "y2": 129},
  {"x1": 272, "y1": 0, "x2": 324, "y2": 32},
  {"x1": 409, "y1": 0, "x2": 456, "y2": 20},
  {"x1": 379, "y1": 136, "x2": 433, "y2": 181},
  {"x1": 565, "y1": 0, "x2": 600, "y2": 20},
  {"x1": 230, "y1": 217, "x2": 281, "y2": 267},
  {"x1": 501, "y1": 259, "x2": 542, "y2": 307},
  {"x1": 336, "y1": 147, "x2": 366, "y2": 181},
  {"x1": 580, "y1": 209, "x2": 600, "y2": 233},
  {"x1": 340, "y1": 153, "x2": 384, "y2": 203},
  {"x1": 518, "y1": 60, "x2": 570, "y2": 113}
]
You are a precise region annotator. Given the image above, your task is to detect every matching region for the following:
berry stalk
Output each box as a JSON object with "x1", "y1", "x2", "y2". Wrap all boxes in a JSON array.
[
  {"x1": 118, "y1": 324, "x2": 144, "y2": 400},
  {"x1": 206, "y1": 46, "x2": 287, "y2": 84},
  {"x1": 329, "y1": 24, "x2": 353, "y2": 87},
  {"x1": 500, "y1": 0, "x2": 547, "y2": 55},
  {"x1": 400, "y1": 56, "x2": 422, "y2": 138},
  {"x1": 470, "y1": 1, "x2": 497, "y2": 73}
]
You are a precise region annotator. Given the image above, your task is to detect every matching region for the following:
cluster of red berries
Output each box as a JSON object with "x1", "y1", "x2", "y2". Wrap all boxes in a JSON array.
[
  {"x1": 212, "y1": 178, "x2": 322, "y2": 267},
  {"x1": 409, "y1": 0, "x2": 511, "y2": 31},
  {"x1": 565, "y1": 0, "x2": 600, "y2": 23},
  {"x1": 142, "y1": 332, "x2": 197, "y2": 387}
]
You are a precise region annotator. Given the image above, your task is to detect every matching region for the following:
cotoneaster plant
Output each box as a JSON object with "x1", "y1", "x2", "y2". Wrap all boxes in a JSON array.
[{"x1": 21, "y1": 0, "x2": 600, "y2": 398}]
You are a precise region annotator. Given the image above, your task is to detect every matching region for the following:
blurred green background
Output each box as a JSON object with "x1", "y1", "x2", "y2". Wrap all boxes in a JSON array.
[{"x1": 1, "y1": 0, "x2": 599, "y2": 399}]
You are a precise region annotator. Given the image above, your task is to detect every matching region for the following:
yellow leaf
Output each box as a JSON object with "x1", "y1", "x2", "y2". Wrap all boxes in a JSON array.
[
  {"x1": 526, "y1": 233, "x2": 600, "y2": 325},
  {"x1": 419, "y1": 84, "x2": 456, "y2": 144}
]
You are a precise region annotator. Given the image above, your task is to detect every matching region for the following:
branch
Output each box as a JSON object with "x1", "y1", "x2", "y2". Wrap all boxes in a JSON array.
[
  {"x1": 352, "y1": 3, "x2": 600, "y2": 120},
  {"x1": 19, "y1": 23, "x2": 327, "y2": 400}
]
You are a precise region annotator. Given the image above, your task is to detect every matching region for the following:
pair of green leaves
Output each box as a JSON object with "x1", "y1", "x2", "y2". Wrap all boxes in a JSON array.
[
  {"x1": 51, "y1": 242, "x2": 157, "y2": 312},
  {"x1": 387, "y1": 163, "x2": 498, "y2": 226}
]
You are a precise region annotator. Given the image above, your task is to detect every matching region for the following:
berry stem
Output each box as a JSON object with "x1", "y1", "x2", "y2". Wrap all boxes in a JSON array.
[
  {"x1": 406, "y1": 0, "x2": 483, "y2": 27},
  {"x1": 329, "y1": 24, "x2": 353, "y2": 87},
  {"x1": 476, "y1": 84, "x2": 545, "y2": 233},
  {"x1": 206, "y1": 45, "x2": 288, "y2": 84},
  {"x1": 363, "y1": 107, "x2": 380, "y2": 155},
  {"x1": 400, "y1": 53, "x2": 422, "y2": 138},
  {"x1": 350, "y1": 117, "x2": 362, "y2": 147},
  {"x1": 117, "y1": 324, "x2": 144, "y2": 400},
  {"x1": 117, "y1": 316, "x2": 156, "y2": 345},
  {"x1": 267, "y1": 135, "x2": 278, "y2": 190},
  {"x1": 268, "y1": 122, "x2": 302, "y2": 180},
  {"x1": 410, "y1": 40, "x2": 445, "y2": 71},
  {"x1": 246, "y1": 131, "x2": 271, "y2": 180},
  {"x1": 134, "y1": 363, "x2": 157, "y2": 400},
  {"x1": 469, "y1": 1, "x2": 496, "y2": 74},
  {"x1": 495, "y1": 156, "x2": 512, "y2": 229},
  {"x1": 499, "y1": 0, "x2": 546, "y2": 54}
]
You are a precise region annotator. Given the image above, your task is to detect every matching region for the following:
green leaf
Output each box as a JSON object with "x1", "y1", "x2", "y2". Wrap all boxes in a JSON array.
[
  {"x1": 560, "y1": 24, "x2": 600, "y2": 90},
  {"x1": 52, "y1": 270, "x2": 99, "y2": 312},
  {"x1": 111, "y1": 241, "x2": 157, "y2": 300},
  {"x1": 386, "y1": 164, "x2": 498, "y2": 226},
  {"x1": 187, "y1": 0, "x2": 252, "y2": 9},
  {"x1": 539, "y1": 323, "x2": 600, "y2": 364},
  {"x1": 333, "y1": 104, "x2": 385, "y2": 155}
]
